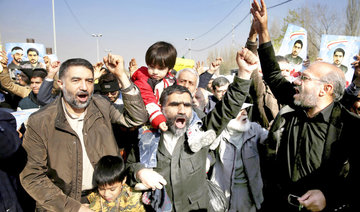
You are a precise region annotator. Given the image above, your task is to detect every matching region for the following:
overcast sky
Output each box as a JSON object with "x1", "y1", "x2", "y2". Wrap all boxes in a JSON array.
[{"x1": 0, "y1": 0, "x2": 346, "y2": 67}]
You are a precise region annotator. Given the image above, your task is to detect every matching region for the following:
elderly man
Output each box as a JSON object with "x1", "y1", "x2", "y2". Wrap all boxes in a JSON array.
[
  {"x1": 20, "y1": 54, "x2": 147, "y2": 211},
  {"x1": 251, "y1": 0, "x2": 360, "y2": 211},
  {"x1": 127, "y1": 47, "x2": 259, "y2": 211},
  {"x1": 210, "y1": 103, "x2": 268, "y2": 212}
]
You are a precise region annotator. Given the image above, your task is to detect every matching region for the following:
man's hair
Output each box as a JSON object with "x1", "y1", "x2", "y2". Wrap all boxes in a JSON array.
[
  {"x1": 145, "y1": 41, "x2": 177, "y2": 70},
  {"x1": 160, "y1": 84, "x2": 192, "y2": 106},
  {"x1": 59, "y1": 58, "x2": 94, "y2": 79},
  {"x1": 31, "y1": 69, "x2": 47, "y2": 80},
  {"x1": 19, "y1": 72, "x2": 30, "y2": 85},
  {"x1": 276, "y1": 55, "x2": 289, "y2": 63},
  {"x1": 320, "y1": 65, "x2": 346, "y2": 101},
  {"x1": 175, "y1": 68, "x2": 199, "y2": 88},
  {"x1": 93, "y1": 155, "x2": 126, "y2": 187},
  {"x1": 212, "y1": 76, "x2": 230, "y2": 91},
  {"x1": 11, "y1": 46, "x2": 23, "y2": 52},
  {"x1": 27, "y1": 48, "x2": 39, "y2": 55},
  {"x1": 294, "y1": 40, "x2": 303, "y2": 48},
  {"x1": 334, "y1": 48, "x2": 345, "y2": 56}
]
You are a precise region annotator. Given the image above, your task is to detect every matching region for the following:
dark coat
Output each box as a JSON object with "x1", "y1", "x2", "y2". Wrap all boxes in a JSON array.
[
  {"x1": 127, "y1": 77, "x2": 252, "y2": 211},
  {"x1": 258, "y1": 42, "x2": 360, "y2": 211}
]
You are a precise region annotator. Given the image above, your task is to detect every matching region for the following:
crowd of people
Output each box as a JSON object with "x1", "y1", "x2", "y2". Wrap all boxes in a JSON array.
[{"x1": 1, "y1": 0, "x2": 360, "y2": 211}]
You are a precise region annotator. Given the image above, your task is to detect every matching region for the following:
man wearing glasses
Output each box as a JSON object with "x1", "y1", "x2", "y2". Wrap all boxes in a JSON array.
[{"x1": 251, "y1": 0, "x2": 359, "y2": 211}]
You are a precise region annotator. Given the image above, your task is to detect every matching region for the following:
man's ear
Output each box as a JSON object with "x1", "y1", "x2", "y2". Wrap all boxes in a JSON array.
[
  {"x1": 320, "y1": 83, "x2": 334, "y2": 97},
  {"x1": 57, "y1": 79, "x2": 64, "y2": 90}
]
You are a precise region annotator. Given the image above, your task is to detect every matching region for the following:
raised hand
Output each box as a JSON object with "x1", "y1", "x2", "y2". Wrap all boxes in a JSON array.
[
  {"x1": 208, "y1": 57, "x2": 223, "y2": 75},
  {"x1": 129, "y1": 58, "x2": 138, "y2": 77},
  {"x1": 0, "y1": 50, "x2": 8, "y2": 68},
  {"x1": 236, "y1": 47, "x2": 259, "y2": 79},
  {"x1": 43, "y1": 56, "x2": 51, "y2": 70},
  {"x1": 47, "y1": 61, "x2": 61, "y2": 79},
  {"x1": 103, "y1": 53, "x2": 131, "y2": 89},
  {"x1": 250, "y1": 0, "x2": 270, "y2": 44},
  {"x1": 194, "y1": 61, "x2": 205, "y2": 75},
  {"x1": 93, "y1": 61, "x2": 105, "y2": 81}
]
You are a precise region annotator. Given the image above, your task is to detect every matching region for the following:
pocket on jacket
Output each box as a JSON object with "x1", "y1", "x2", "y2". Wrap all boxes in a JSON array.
[
  {"x1": 181, "y1": 153, "x2": 203, "y2": 175},
  {"x1": 188, "y1": 188, "x2": 207, "y2": 210}
]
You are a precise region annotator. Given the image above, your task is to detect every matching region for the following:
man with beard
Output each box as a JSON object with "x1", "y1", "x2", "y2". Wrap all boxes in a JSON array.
[
  {"x1": 332, "y1": 48, "x2": 348, "y2": 74},
  {"x1": 209, "y1": 103, "x2": 268, "y2": 212},
  {"x1": 20, "y1": 54, "x2": 147, "y2": 212},
  {"x1": 21, "y1": 48, "x2": 45, "y2": 69},
  {"x1": 251, "y1": 0, "x2": 360, "y2": 211},
  {"x1": 127, "y1": 47, "x2": 259, "y2": 211},
  {"x1": 285, "y1": 40, "x2": 303, "y2": 65},
  {"x1": 7, "y1": 46, "x2": 23, "y2": 80}
]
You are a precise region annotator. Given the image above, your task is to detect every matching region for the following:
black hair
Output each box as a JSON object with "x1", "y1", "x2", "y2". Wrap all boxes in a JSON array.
[
  {"x1": 212, "y1": 76, "x2": 230, "y2": 91},
  {"x1": 59, "y1": 58, "x2": 94, "y2": 79},
  {"x1": 11, "y1": 46, "x2": 23, "y2": 52},
  {"x1": 159, "y1": 84, "x2": 192, "y2": 106},
  {"x1": 31, "y1": 69, "x2": 47, "y2": 80},
  {"x1": 294, "y1": 40, "x2": 303, "y2": 48},
  {"x1": 93, "y1": 155, "x2": 126, "y2": 187},
  {"x1": 275, "y1": 55, "x2": 289, "y2": 63},
  {"x1": 27, "y1": 48, "x2": 39, "y2": 55},
  {"x1": 145, "y1": 41, "x2": 177, "y2": 70},
  {"x1": 334, "y1": 48, "x2": 345, "y2": 56}
]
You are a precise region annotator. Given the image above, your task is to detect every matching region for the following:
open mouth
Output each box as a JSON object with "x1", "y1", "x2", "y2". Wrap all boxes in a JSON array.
[
  {"x1": 77, "y1": 93, "x2": 89, "y2": 103},
  {"x1": 175, "y1": 117, "x2": 186, "y2": 128}
]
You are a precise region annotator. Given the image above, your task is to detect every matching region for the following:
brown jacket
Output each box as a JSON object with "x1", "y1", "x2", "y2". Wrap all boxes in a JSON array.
[
  {"x1": 0, "y1": 67, "x2": 31, "y2": 98},
  {"x1": 20, "y1": 91, "x2": 147, "y2": 212}
]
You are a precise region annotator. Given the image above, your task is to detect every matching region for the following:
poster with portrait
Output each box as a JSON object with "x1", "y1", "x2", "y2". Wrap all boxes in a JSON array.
[
  {"x1": 318, "y1": 35, "x2": 360, "y2": 86},
  {"x1": 5, "y1": 43, "x2": 46, "y2": 66},
  {"x1": 277, "y1": 24, "x2": 308, "y2": 77}
]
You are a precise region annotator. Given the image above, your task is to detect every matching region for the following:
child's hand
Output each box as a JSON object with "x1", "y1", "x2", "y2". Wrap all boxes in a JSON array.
[
  {"x1": 129, "y1": 58, "x2": 138, "y2": 77},
  {"x1": 159, "y1": 122, "x2": 168, "y2": 132}
]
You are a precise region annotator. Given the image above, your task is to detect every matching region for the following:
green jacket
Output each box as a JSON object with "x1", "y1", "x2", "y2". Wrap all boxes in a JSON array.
[{"x1": 127, "y1": 77, "x2": 251, "y2": 211}]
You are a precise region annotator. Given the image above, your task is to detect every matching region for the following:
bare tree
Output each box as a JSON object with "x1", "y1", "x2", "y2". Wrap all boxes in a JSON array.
[{"x1": 344, "y1": 0, "x2": 360, "y2": 36}]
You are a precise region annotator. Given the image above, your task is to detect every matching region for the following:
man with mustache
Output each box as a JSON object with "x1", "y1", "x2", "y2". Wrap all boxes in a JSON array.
[
  {"x1": 20, "y1": 54, "x2": 147, "y2": 212},
  {"x1": 127, "y1": 47, "x2": 259, "y2": 211},
  {"x1": 332, "y1": 48, "x2": 348, "y2": 74},
  {"x1": 21, "y1": 48, "x2": 45, "y2": 69},
  {"x1": 251, "y1": 0, "x2": 360, "y2": 211}
]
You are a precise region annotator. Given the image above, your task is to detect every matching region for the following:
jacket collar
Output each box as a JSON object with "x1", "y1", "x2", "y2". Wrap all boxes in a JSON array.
[{"x1": 54, "y1": 96, "x2": 103, "y2": 134}]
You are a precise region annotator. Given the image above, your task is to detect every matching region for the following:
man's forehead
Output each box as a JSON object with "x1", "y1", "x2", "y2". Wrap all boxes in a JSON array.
[
  {"x1": 66, "y1": 66, "x2": 93, "y2": 76},
  {"x1": 179, "y1": 70, "x2": 197, "y2": 81},
  {"x1": 167, "y1": 92, "x2": 191, "y2": 102}
]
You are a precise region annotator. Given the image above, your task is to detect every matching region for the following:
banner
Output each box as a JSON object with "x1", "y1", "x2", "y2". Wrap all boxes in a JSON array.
[
  {"x1": 173, "y1": 57, "x2": 195, "y2": 72},
  {"x1": 11, "y1": 108, "x2": 39, "y2": 130},
  {"x1": 319, "y1": 35, "x2": 360, "y2": 86},
  {"x1": 278, "y1": 24, "x2": 308, "y2": 75},
  {"x1": 5, "y1": 43, "x2": 47, "y2": 65}
]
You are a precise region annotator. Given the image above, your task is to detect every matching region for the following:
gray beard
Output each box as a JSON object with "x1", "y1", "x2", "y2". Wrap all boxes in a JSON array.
[
  {"x1": 294, "y1": 87, "x2": 318, "y2": 108},
  {"x1": 62, "y1": 86, "x2": 92, "y2": 109}
]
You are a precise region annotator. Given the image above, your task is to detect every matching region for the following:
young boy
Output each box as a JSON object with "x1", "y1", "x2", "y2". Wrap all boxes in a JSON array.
[
  {"x1": 87, "y1": 155, "x2": 145, "y2": 212},
  {"x1": 131, "y1": 42, "x2": 216, "y2": 189}
]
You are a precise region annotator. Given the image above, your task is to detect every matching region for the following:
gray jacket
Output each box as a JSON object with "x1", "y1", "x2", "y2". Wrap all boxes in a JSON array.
[{"x1": 210, "y1": 122, "x2": 268, "y2": 210}]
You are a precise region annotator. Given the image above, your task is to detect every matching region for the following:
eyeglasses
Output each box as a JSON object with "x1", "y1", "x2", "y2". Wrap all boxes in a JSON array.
[
  {"x1": 299, "y1": 75, "x2": 326, "y2": 83},
  {"x1": 288, "y1": 194, "x2": 304, "y2": 211}
]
